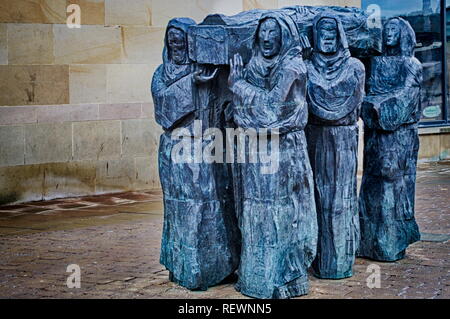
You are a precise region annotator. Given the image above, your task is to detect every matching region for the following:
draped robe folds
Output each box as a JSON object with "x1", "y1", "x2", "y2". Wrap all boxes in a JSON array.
[
  {"x1": 152, "y1": 18, "x2": 240, "y2": 291},
  {"x1": 359, "y1": 19, "x2": 422, "y2": 261},
  {"x1": 305, "y1": 14, "x2": 365, "y2": 279},
  {"x1": 306, "y1": 56, "x2": 365, "y2": 279},
  {"x1": 229, "y1": 13, "x2": 318, "y2": 299}
]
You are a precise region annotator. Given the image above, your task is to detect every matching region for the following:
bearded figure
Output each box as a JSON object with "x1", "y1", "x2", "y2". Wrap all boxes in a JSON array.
[
  {"x1": 358, "y1": 17, "x2": 422, "y2": 262},
  {"x1": 305, "y1": 14, "x2": 365, "y2": 279},
  {"x1": 151, "y1": 18, "x2": 240, "y2": 290},
  {"x1": 227, "y1": 12, "x2": 318, "y2": 299}
]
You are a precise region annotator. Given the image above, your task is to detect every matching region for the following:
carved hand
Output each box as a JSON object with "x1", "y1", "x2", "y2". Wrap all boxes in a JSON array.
[
  {"x1": 193, "y1": 65, "x2": 218, "y2": 84},
  {"x1": 297, "y1": 6, "x2": 309, "y2": 16},
  {"x1": 228, "y1": 53, "x2": 244, "y2": 88},
  {"x1": 282, "y1": 51, "x2": 306, "y2": 79}
]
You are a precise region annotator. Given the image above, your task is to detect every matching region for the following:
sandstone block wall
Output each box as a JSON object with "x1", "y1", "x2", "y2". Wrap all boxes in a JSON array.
[{"x1": 6, "y1": 0, "x2": 448, "y2": 204}]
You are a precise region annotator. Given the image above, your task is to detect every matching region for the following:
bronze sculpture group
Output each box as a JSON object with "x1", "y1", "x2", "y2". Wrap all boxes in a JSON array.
[{"x1": 152, "y1": 6, "x2": 423, "y2": 299}]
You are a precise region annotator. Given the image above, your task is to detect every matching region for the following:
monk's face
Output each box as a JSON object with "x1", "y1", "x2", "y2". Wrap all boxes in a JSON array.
[
  {"x1": 167, "y1": 27, "x2": 186, "y2": 64},
  {"x1": 317, "y1": 19, "x2": 338, "y2": 54},
  {"x1": 258, "y1": 18, "x2": 282, "y2": 59},
  {"x1": 385, "y1": 20, "x2": 401, "y2": 47}
]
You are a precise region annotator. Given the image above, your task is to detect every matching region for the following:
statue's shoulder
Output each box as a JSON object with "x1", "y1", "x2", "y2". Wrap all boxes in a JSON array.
[
  {"x1": 348, "y1": 57, "x2": 365, "y2": 73},
  {"x1": 407, "y1": 57, "x2": 422, "y2": 71},
  {"x1": 406, "y1": 57, "x2": 423, "y2": 84},
  {"x1": 305, "y1": 58, "x2": 314, "y2": 69},
  {"x1": 153, "y1": 64, "x2": 164, "y2": 77},
  {"x1": 284, "y1": 46, "x2": 304, "y2": 63},
  {"x1": 151, "y1": 64, "x2": 165, "y2": 90},
  {"x1": 151, "y1": 64, "x2": 165, "y2": 82}
]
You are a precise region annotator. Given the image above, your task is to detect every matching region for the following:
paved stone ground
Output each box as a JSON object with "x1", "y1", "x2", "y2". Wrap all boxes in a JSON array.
[{"x1": 0, "y1": 163, "x2": 449, "y2": 299}]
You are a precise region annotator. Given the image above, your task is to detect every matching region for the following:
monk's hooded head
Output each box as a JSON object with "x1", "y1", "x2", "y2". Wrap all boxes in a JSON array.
[
  {"x1": 316, "y1": 18, "x2": 339, "y2": 55},
  {"x1": 252, "y1": 12, "x2": 300, "y2": 62},
  {"x1": 311, "y1": 14, "x2": 350, "y2": 81},
  {"x1": 162, "y1": 18, "x2": 195, "y2": 85},
  {"x1": 383, "y1": 17, "x2": 416, "y2": 57},
  {"x1": 246, "y1": 12, "x2": 301, "y2": 87},
  {"x1": 312, "y1": 14, "x2": 349, "y2": 57},
  {"x1": 256, "y1": 18, "x2": 282, "y2": 59},
  {"x1": 163, "y1": 18, "x2": 195, "y2": 65}
]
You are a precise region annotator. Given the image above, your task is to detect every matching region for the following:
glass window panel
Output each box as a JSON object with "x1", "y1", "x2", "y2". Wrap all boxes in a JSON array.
[
  {"x1": 362, "y1": 0, "x2": 445, "y2": 122},
  {"x1": 446, "y1": 2, "x2": 450, "y2": 121}
]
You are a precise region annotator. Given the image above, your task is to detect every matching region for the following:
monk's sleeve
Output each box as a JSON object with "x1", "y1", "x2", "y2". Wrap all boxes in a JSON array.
[
  {"x1": 231, "y1": 64, "x2": 306, "y2": 131},
  {"x1": 151, "y1": 65, "x2": 195, "y2": 130},
  {"x1": 361, "y1": 63, "x2": 381, "y2": 130},
  {"x1": 355, "y1": 61, "x2": 366, "y2": 116},
  {"x1": 375, "y1": 59, "x2": 423, "y2": 131}
]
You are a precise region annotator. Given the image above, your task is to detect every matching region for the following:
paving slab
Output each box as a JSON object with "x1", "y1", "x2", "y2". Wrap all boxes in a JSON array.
[{"x1": 0, "y1": 164, "x2": 449, "y2": 299}]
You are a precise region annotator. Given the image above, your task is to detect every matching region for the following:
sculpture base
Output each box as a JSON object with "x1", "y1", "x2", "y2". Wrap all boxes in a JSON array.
[
  {"x1": 357, "y1": 250, "x2": 406, "y2": 262},
  {"x1": 167, "y1": 271, "x2": 209, "y2": 291},
  {"x1": 312, "y1": 269, "x2": 354, "y2": 280},
  {"x1": 235, "y1": 275, "x2": 310, "y2": 299}
]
